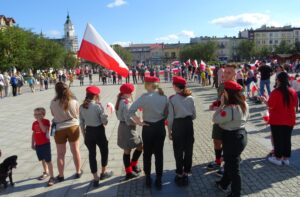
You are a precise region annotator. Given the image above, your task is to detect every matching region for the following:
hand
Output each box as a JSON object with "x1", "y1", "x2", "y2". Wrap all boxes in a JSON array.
[
  {"x1": 168, "y1": 131, "x2": 173, "y2": 140},
  {"x1": 220, "y1": 94, "x2": 225, "y2": 106},
  {"x1": 31, "y1": 144, "x2": 35, "y2": 150},
  {"x1": 138, "y1": 121, "x2": 149, "y2": 127}
]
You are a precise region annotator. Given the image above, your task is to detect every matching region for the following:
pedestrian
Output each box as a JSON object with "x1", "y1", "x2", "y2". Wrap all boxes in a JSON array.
[
  {"x1": 155, "y1": 66, "x2": 160, "y2": 78},
  {"x1": 79, "y1": 71, "x2": 84, "y2": 86},
  {"x1": 116, "y1": 83, "x2": 143, "y2": 180},
  {"x1": 62, "y1": 73, "x2": 67, "y2": 83},
  {"x1": 201, "y1": 71, "x2": 206, "y2": 86},
  {"x1": 140, "y1": 66, "x2": 145, "y2": 83},
  {"x1": 132, "y1": 67, "x2": 138, "y2": 84},
  {"x1": 31, "y1": 107, "x2": 55, "y2": 186},
  {"x1": 27, "y1": 73, "x2": 36, "y2": 93},
  {"x1": 88, "y1": 70, "x2": 93, "y2": 85},
  {"x1": 3, "y1": 72, "x2": 10, "y2": 97},
  {"x1": 126, "y1": 70, "x2": 130, "y2": 83},
  {"x1": 258, "y1": 60, "x2": 273, "y2": 96},
  {"x1": 117, "y1": 74, "x2": 122, "y2": 84},
  {"x1": 39, "y1": 73, "x2": 44, "y2": 91},
  {"x1": 168, "y1": 76, "x2": 196, "y2": 186},
  {"x1": 102, "y1": 70, "x2": 108, "y2": 85},
  {"x1": 213, "y1": 65, "x2": 219, "y2": 88},
  {"x1": 262, "y1": 72, "x2": 297, "y2": 166},
  {"x1": 112, "y1": 71, "x2": 117, "y2": 84},
  {"x1": 79, "y1": 86, "x2": 113, "y2": 187},
  {"x1": 69, "y1": 72, "x2": 74, "y2": 87},
  {"x1": 10, "y1": 73, "x2": 18, "y2": 97},
  {"x1": 0, "y1": 72, "x2": 4, "y2": 98},
  {"x1": 245, "y1": 65, "x2": 255, "y2": 98},
  {"x1": 16, "y1": 71, "x2": 24, "y2": 95},
  {"x1": 129, "y1": 76, "x2": 168, "y2": 189},
  {"x1": 206, "y1": 66, "x2": 212, "y2": 85},
  {"x1": 50, "y1": 82, "x2": 82, "y2": 182},
  {"x1": 290, "y1": 74, "x2": 300, "y2": 112},
  {"x1": 213, "y1": 80, "x2": 249, "y2": 197},
  {"x1": 44, "y1": 73, "x2": 49, "y2": 90},
  {"x1": 169, "y1": 66, "x2": 173, "y2": 81},
  {"x1": 164, "y1": 67, "x2": 169, "y2": 82}
]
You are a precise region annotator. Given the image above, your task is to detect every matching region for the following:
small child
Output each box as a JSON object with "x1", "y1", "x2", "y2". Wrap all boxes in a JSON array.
[
  {"x1": 201, "y1": 71, "x2": 206, "y2": 86},
  {"x1": 31, "y1": 107, "x2": 55, "y2": 186}
]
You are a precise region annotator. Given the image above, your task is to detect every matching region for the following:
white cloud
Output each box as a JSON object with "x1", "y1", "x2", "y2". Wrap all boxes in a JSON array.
[
  {"x1": 211, "y1": 13, "x2": 271, "y2": 28},
  {"x1": 107, "y1": 0, "x2": 127, "y2": 8},
  {"x1": 155, "y1": 30, "x2": 195, "y2": 43},
  {"x1": 47, "y1": 30, "x2": 62, "y2": 38},
  {"x1": 112, "y1": 41, "x2": 131, "y2": 47}
]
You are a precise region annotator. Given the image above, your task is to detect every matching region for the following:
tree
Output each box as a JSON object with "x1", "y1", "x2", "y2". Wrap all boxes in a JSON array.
[
  {"x1": 113, "y1": 44, "x2": 132, "y2": 65},
  {"x1": 236, "y1": 40, "x2": 255, "y2": 60},
  {"x1": 179, "y1": 41, "x2": 217, "y2": 62},
  {"x1": 295, "y1": 41, "x2": 300, "y2": 53},
  {"x1": 63, "y1": 52, "x2": 78, "y2": 69},
  {"x1": 254, "y1": 46, "x2": 271, "y2": 59},
  {"x1": 275, "y1": 40, "x2": 293, "y2": 54}
]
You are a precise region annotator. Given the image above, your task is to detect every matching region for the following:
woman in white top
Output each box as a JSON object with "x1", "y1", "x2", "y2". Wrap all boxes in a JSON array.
[
  {"x1": 290, "y1": 74, "x2": 300, "y2": 111},
  {"x1": 50, "y1": 82, "x2": 82, "y2": 182}
]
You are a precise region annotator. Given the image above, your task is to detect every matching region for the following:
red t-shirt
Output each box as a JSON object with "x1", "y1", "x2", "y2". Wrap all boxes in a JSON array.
[
  {"x1": 32, "y1": 119, "x2": 50, "y2": 145},
  {"x1": 268, "y1": 88, "x2": 298, "y2": 126}
]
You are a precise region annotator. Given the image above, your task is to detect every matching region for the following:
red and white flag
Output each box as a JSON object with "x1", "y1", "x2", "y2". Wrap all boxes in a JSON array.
[
  {"x1": 200, "y1": 60, "x2": 206, "y2": 71},
  {"x1": 77, "y1": 23, "x2": 129, "y2": 77},
  {"x1": 192, "y1": 60, "x2": 198, "y2": 68}
]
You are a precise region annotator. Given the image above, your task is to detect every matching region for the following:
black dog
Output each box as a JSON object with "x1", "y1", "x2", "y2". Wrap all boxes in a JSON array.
[{"x1": 0, "y1": 155, "x2": 17, "y2": 188}]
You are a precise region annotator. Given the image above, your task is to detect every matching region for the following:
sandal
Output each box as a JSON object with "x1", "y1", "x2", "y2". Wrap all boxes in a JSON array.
[
  {"x1": 47, "y1": 177, "x2": 55, "y2": 187},
  {"x1": 38, "y1": 172, "x2": 49, "y2": 180}
]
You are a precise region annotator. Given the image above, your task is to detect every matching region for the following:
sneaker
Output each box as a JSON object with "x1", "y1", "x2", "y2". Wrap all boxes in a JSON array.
[
  {"x1": 93, "y1": 180, "x2": 100, "y2": 188},
  {"x1": 215, "y1": 180, "x2": 228, "y2": 192},
  {"x1": 181, "y1": 175, "x2": 189, "y2": 186},
  {"x1": 47, "y1": 177, "x2": 55, "y2": 187},
  {"x1": 145, "y1": 175, "x2": 152, "y2": 188},
  {"x1": 207, "y1": 162, "x2": 221, "y2": 171},
  {"x1": 75, "y1": 170, "x2": 83, "y2": 179},
  {"x1": 100, "y1": 171, "x2": 113, "y2": 180},
  {"x1": 215, "y1": 167, "x2": 224, "y2": 177},
  {"x1": 125, "y1": 172, "x2": 139, "y2": 180},
  {"x1": 155, "y1": 176, "x2": 162, "y2": 190},
  {"x1": 56, "y1": 175, "x2": 64, "y2": 182},
  {"x1": 282, "y1": 159, "x2": 290, "y2": 166},
  {"x1": 268, "y1": 156, "x2": 282, "y2": 166},
  {"x1": 132, "y1": 165, "x2": 142, "y2": 174}
]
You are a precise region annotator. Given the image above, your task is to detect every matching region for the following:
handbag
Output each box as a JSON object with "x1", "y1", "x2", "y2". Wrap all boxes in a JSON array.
[{"x1": 50, "y1": 118, "x2": 73, "y2": 136}]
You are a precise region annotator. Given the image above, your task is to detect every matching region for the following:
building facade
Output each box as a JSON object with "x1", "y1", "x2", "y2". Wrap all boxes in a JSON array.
[
  {"x1": 63, "y1": 13, "x2": 78, "y2": 53},
  {"x1": 0, "y1": 15, "x2": 15, "y2": 29},
  {"x1": 163, "y1": 43, "x2": 187, "y2": 64},
  {"x1": 190, "y1": 36, "x2": 246, "y2": 61}
]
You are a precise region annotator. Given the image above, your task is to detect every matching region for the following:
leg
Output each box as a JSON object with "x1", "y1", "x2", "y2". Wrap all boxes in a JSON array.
[
  {"x1": 271, "y1": 125, "x2": 282, "y2": 159},
  {"x1": 259, "y1": 80, "x2": 265, "y2": 96},
  {"x1": 47, "y1": 162, "x2": 54, "y2": 178},
  {"x1": 70, "y1": 140, "x2": 81, "y2": 174},
  {"x1": 183, "y1": 121, "x2": 194, "y2": 174},
  {"x1": 8, "y1": 171, "x2": 14, "y2": 186},
  {"x1": 172, "y1": 123, "x2": 185, "y2": 175},
  {"x1": 85, "y1": 136, "x2": 98, "y2": 175},
  {"x1": 154, "y1": 127, "x2": 166, "y2": 177},
  {"x1": 227, "y1": 155, "x2": 242, "y2": 196},
  {"x1": 282, "y1": 126, "x2": 293, "y2": 158},
  {"x1": 266, "y1": 79, "x2": 271, "y2": 96},
  {"x1": 98, "y1": 136, "x2": 109, "y2": 173},
  {"x1": 42, "y1": 160, "x2": 49, "y2": 174},
  {"x1": 56, "y1": 143, "x2": 66, "y2": 177},
  {"x1": 131, "y1": 145, "x2": 143, "y2": 168},
  {"x1": 142, "y1": 127, "x2": 153, "y2": 176}
]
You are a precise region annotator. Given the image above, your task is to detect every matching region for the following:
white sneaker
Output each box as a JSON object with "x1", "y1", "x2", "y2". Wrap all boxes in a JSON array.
[
  {"x1": 268, "y1": 156, "x2": 282, "y2": 166},
  {"x1": 282, "y1": 159, "x2": 290, "y2": 166}
]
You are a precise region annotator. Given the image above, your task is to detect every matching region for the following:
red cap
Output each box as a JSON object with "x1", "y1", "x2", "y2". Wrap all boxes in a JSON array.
[
  {"x1": 173, "y1": 76, "x2": 186, "y2": 85},
  {"x1": 145, "y1": 76, "x2": 160, "y2": 83},
  {"x1": 86, "y1": 86, "x2": 101, "y2": 95},
  {"x1": 120, "y1": 83, "x2": 135, "y2": 94},
  {"x1": 224, "y1": 80, "x2": 243, "y2": 91}
]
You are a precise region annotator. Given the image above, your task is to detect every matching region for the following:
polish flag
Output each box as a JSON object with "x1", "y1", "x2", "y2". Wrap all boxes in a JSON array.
[
  {"x1": 251, "y1": 84, "x2": 258, "y2": 94},
  {"x1": 200, "y1": 60, "x2": 206, "y2": 71},
  {"x1": 77, "y1": 23, "x2": 129, "y2": 77},
  {"x1": 192, "y1": 59, "x2": 198, "y2": 68}
]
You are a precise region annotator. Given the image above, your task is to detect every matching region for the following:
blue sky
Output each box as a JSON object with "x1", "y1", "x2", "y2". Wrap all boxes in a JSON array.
[{"x1": 1, "y1": 0, "x2": 300, "y2": 46}]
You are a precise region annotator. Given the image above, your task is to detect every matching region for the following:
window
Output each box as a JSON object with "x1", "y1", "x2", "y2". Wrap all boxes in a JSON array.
[
  {"x1": 275, "y1": 40, "x2": 278, "y2": 44},
  {"x1": 269, "y1": 40, "x2": 273, "y2": 44},
  {"x1": 256, "y1": 41, "x2": 260, "y2": 44},
  {"x1": 270, "y1": 33, "x2": 273, "y2": 37},
  {"x1": 165, "y1": 52, "x2": 169, "y2": 57},
  {"x1": 171, "y1": 52, "x2": 176, "y2": 58}
]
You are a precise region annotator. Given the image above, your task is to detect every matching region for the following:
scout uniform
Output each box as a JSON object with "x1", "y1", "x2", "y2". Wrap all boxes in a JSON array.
[
  {"x1": 79, "y1": 86, "x2": 112, "y2": 186},
  {"x1": 213, "y1": 81, "x2": 249, "y2": 197},
  {"x1": 128, "y1": 76, "x2": 168, "y2": 188},
  {"x1": 168, "y1": 76, "x2": 196, "y2": 186},
  {"x1": 116, "y1": 83, "x2": 143, "y2": 180}
]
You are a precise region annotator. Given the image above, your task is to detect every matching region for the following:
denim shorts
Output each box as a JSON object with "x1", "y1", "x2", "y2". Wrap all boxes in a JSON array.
[{"x1": 35, "y1": 143, "x2": 51, "y2": 162}]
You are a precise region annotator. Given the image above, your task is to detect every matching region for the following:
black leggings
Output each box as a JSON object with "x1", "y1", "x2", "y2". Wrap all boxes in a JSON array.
[
  {"x1": 270, "y1": 125, "x2": 293, "y2": 158},
  {"x1": 172, "y1": 117, "x2": 194, "y2": 174},
  {"x1": 142, "y1": 119, "x2": 166, "y2": 176},
  {"x1": 85, "y1": 125, "x2": 108, "y2": 174}
]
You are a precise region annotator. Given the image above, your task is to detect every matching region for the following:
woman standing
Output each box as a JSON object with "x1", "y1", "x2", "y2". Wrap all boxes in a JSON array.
[
  {"x1": 263, "y1": 72, "x2": 297, "y2": 166},
  {"x1": 79, "y1": 86, "x2": 113, "y2": 187},
  {"x1": 168, "y1": 76, "x2": 196, "y2": 186},
  {"x1": 16, "y1": 71, "x2": 24, "y2": 95},
  {"x1": 129, "y1": 76, "x2": 168, "y2": 189},
  {"x1": 116, "y1": 83, "x2": 143, "y2": 180},
  {"x1": 50, "y1": 82, "x2": 82, "y2": 182},
  {"x1": 213, "y1": 80, "x2": 249, "y2": 197},
  {"x1": 3, "y1": 72, "x2": 10, "y2": 97}
]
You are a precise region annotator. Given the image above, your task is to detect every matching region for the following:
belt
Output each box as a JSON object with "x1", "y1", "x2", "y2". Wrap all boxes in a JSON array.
[
  {"x1": 144, "y1": 119, "x2": 165, "y2": 126},
  {"x1": 120, "y1": 121, "x2": 126, "y2": 124},
  {"x1": 174, "y1": 116, "x2": 192, "y2": 121}
]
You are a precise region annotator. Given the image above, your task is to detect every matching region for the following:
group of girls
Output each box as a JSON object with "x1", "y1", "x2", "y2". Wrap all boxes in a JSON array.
[{"x1": 79, "y1": 76, "x2": 196, "y2": 189}]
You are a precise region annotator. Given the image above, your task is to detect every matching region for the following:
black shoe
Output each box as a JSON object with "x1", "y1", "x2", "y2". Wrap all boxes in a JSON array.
[
  {"x1": 145, "y1": 175, "x2": 152, "y2": 187},
  {"x1": 155, "y1": 176, "x2": 162, "y2": 190},
  {"x1": 215, "y1": 180, "x2": 228, "y2": 192},
  {"x1": 93, "y1": 180, "x2": 99, "y2": 188},
  {"x1": 182, "y1": 175, "x2": 189, "y2": 186},
  {"x1": 56, "y1": 175, "x2": 64, "y2": 182},
  {"x1": 132, "y1": 165, "x2": 142, "y2": 174},
  {"x1": 100, "y1": 171, "x2": 113, "y2": 180},
  {"x1": 174, "y1": 175, "x2": 183, "y2": 186},
  {"x1": 75, "y1": 170, "x2": 83, "y2": 179},
  {"x1": 125, "y1": 172, "x2": 139, "y2": 180},
  {"x1": 207, "y1": 162, "x2": 221, "y2": 171},
  {"x1": 227, "y1": 192, "x2": 240, "y2": 197}
]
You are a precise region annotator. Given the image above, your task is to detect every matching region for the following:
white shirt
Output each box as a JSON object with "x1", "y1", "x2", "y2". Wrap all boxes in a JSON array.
[
  {"x1": 291, "y1": 80, "x2": 300, "y2": 92},
  {"x1": 0, "y1": 74, "x2": 4, "y2": 86}
]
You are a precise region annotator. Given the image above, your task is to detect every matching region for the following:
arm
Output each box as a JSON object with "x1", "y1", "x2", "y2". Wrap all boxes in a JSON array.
[
  {"x1": 167, "y1": 99, "x2": 174, "y2": 139},
  {"x1": 31, "y1": 131, "x2": 35, "y2": 150},
  {"x1": 123, "y1": 102, "x2": 136, "y2": 126},
  {"x1": 128, "y1": 96, "x2": 146, "y2": 126},
  {"x1": 97, "y1": 104, "x2": 108, "y2": 126},
  {"x1": 37, "y1": 120, "x2": 50, "y2": 133},
  {"x1": 79, "y1": 108, "x2": 86, "y2": 136},
  {"x1": 191, "y1": 97, "x2": 196, "y2": 120}
]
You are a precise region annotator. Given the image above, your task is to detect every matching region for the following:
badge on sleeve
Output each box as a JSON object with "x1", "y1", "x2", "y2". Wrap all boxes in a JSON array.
[{"x1": 220, "y1": 110, "x2": 227, "y2": 117}]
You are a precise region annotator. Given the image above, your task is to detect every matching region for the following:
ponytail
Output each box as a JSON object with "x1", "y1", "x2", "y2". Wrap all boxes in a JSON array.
[
  {"x1": 157, "y1": 86, "x2": 165, "y2": 96},
  {"x1": 115, "y1": 93, "x2": 123, "y2": 111},
  {"x1": 82, "y1": 93, "x2": 95, "y2": 109},
  {"x1": 182, "y1": 87, "x2": 192, "y2": 97}
]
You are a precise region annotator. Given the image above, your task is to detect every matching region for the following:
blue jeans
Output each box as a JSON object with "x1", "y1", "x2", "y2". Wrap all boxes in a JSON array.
[{"x1": 260, "y1": 79, "x2": 271, "y2": 96}]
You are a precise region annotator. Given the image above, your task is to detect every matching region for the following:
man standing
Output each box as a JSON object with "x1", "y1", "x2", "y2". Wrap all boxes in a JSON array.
[
  {"x1": 132, "y1": 66, "x2": 137, "y2": 84},
  {"x1": 258, "y1": 60, "x2": 273, "y2": 96},
  {"x1": 0, "y1": 72, "x2": 4, "y2": 98}
]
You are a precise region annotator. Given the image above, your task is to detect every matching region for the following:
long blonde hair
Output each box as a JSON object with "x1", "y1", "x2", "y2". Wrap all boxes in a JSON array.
[{"x1": 144, "y1": 82, "x2": 164, "y2": 95}]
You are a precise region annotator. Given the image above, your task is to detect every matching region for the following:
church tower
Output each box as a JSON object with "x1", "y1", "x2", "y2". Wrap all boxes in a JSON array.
[{"x1": 64, "y1": 13, "x2": 78, "y2": 53}]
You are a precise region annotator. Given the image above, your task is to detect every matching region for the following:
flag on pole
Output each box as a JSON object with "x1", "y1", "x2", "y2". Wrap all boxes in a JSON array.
[{"x1": 77, "y1": 23, "x2": 129, "y2": 77}]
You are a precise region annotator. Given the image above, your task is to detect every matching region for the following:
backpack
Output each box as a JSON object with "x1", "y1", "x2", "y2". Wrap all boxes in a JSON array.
[{"x1": 11, "y1": 77, "x2": 18, "y2": 86}]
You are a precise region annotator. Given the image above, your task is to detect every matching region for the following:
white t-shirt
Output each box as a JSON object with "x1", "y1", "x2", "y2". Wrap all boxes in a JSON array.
[
  {"x1": 291, "y1": 80, "x2": 300, "y2": 92},
  {"x1": 0, "y1": 74, "x2": 4, "y2": 86}
]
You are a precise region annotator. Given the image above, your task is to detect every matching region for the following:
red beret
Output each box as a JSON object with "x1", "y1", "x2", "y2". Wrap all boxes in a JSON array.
[
  {"x1": 145, "y1": 76, "x2": 160, "y2": 83},
  {"x1": 224, "y1": 80, "x2": 243, "y2": 91},
  {"x1": 120, "y1": 83, "x2": 135, "y2": 94},
  {"x1": 173, "y1": 76, "x2": 186, "y2": 85},
  {"x1": 86, "y1": 86, "x2": 101, "y2": 95}
]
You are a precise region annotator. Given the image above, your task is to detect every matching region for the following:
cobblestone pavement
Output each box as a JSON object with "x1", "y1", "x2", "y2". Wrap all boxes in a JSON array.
[{"x1": 1, "y1": 77, "x2": 300, "y2": 197}]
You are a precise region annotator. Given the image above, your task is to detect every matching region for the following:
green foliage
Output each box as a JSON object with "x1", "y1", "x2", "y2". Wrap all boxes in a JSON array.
[
  {"x1": 275, "y1": 40, "x2": 293, "y2": 54},
  {"x1": 179, "y1": 41, "x2": 217, "y2": 62},
  {"x1": 237, "y1": 40, "x2": 255, "y2": 60},
  {"x1": 113, "y1": 44, "x2": 133, "y2": 65},
  {"x1": 0, "y1": 26, "x2": 71, "y2": 72},
  {"x1": 254, "y1": 46, "x2": 271, "y2": 59},
  {"x1": 295, "y1": 42, "x2": 300, "y2": 53}
]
